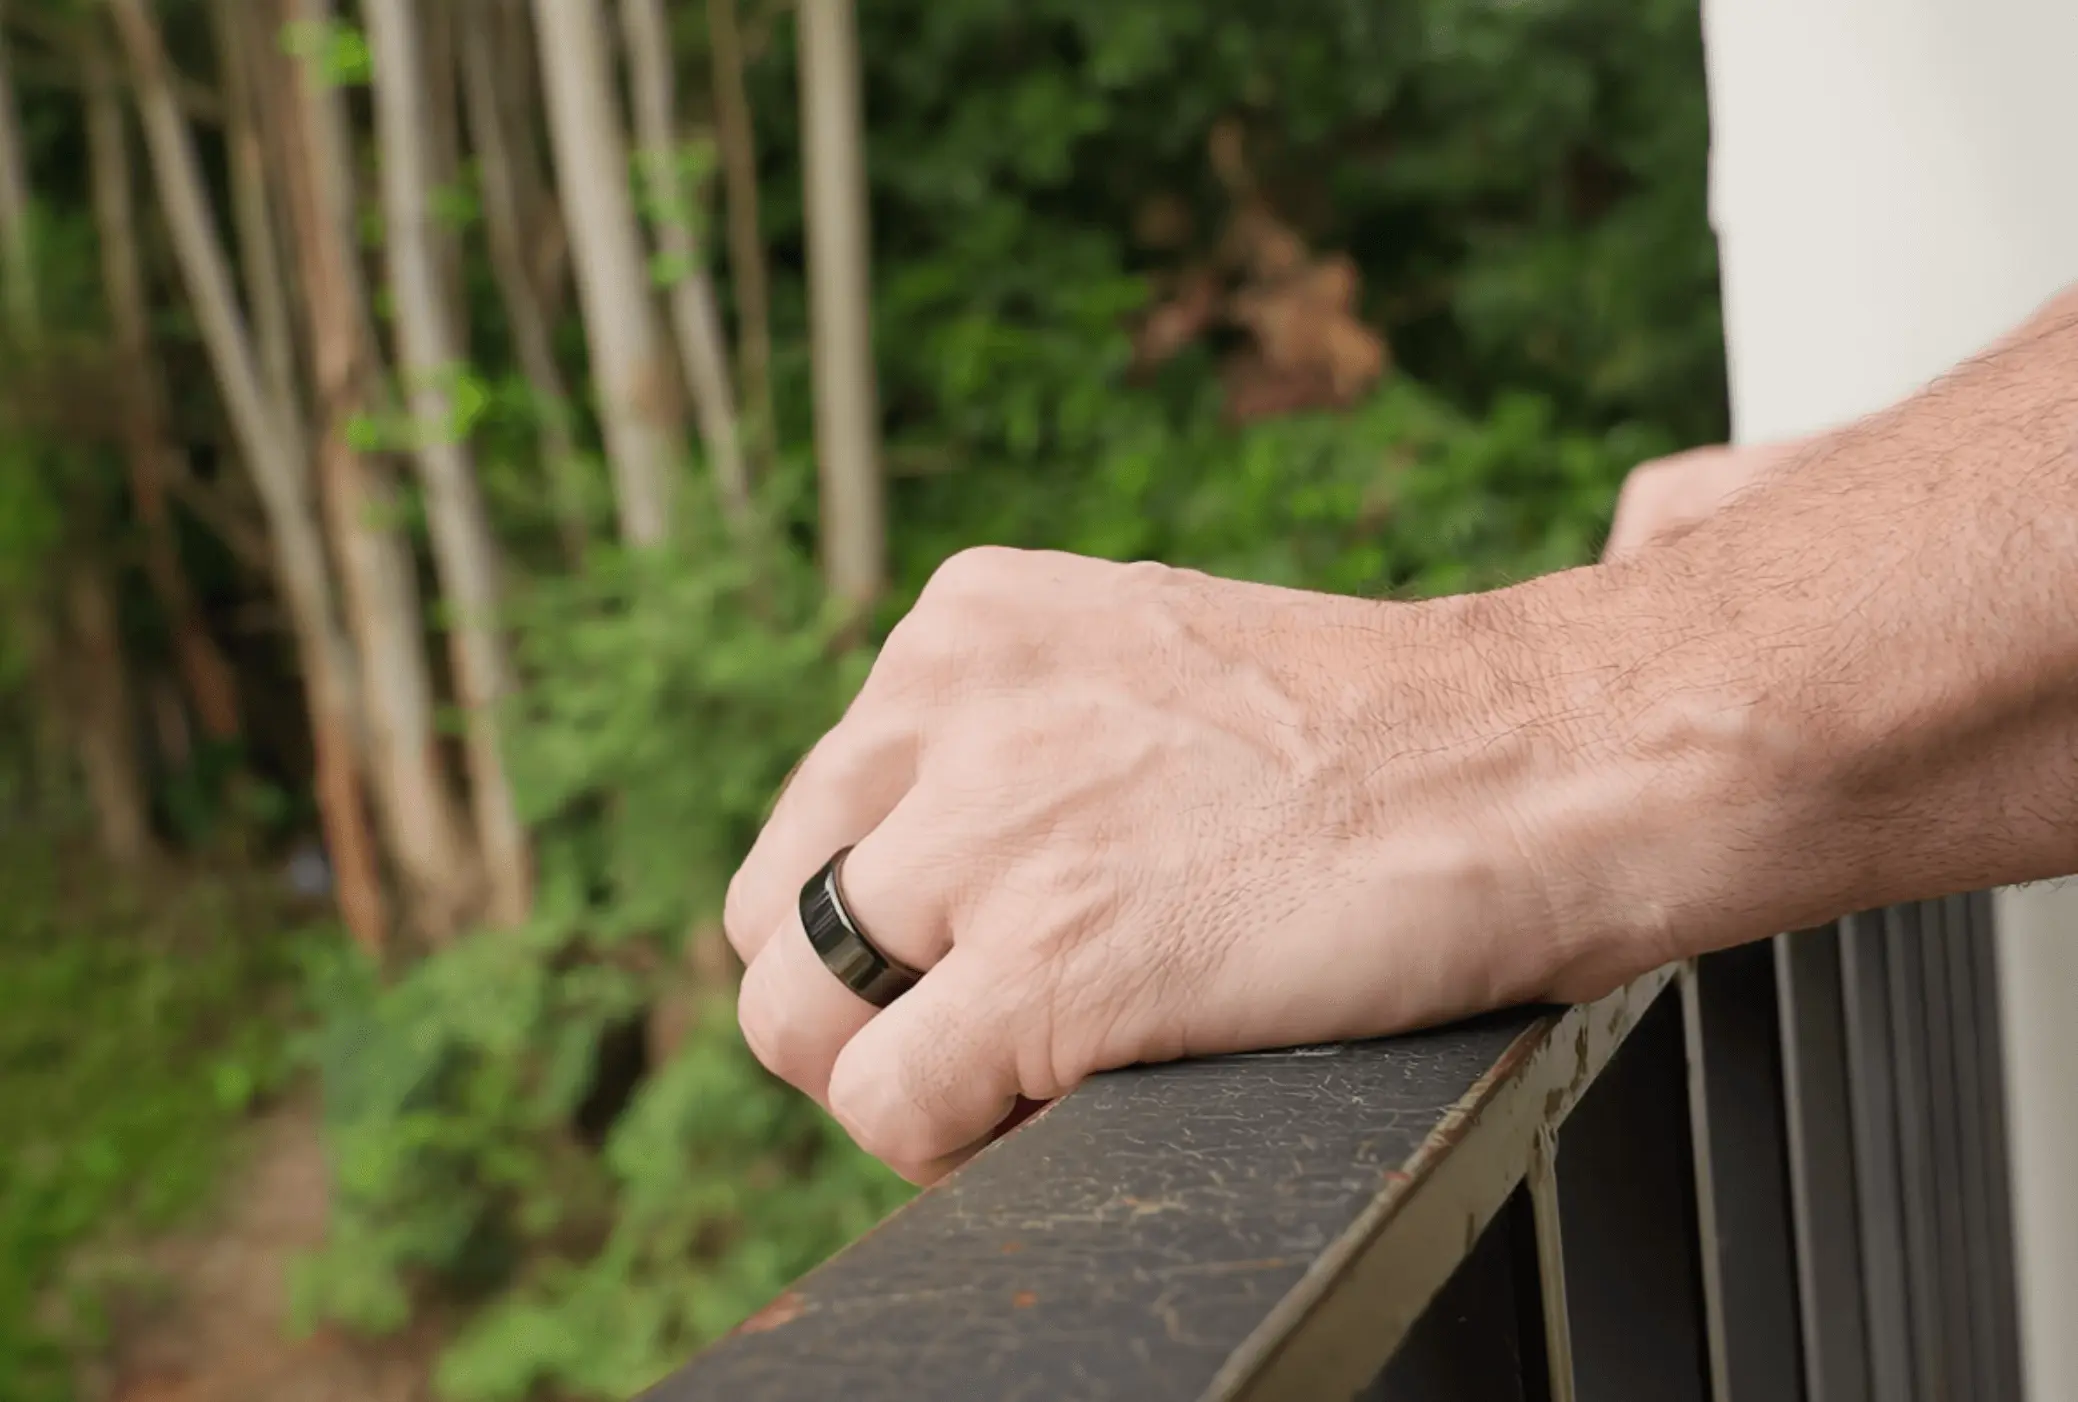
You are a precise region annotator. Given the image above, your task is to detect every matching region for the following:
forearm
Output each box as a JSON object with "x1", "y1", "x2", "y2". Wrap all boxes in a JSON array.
[{"x1": 1523, "y1": 284, "x2": 2078, "y2": 979}]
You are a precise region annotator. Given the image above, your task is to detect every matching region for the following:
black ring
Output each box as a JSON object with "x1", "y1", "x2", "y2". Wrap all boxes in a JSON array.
[{"x1": 799, "y1": 847, "x2": 921, "y2": 1008}]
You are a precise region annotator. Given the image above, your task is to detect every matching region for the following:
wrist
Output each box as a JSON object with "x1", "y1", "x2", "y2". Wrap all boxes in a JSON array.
[{"x1": 1432, "y1": 562, "x2": 1821, "y2": 1001}]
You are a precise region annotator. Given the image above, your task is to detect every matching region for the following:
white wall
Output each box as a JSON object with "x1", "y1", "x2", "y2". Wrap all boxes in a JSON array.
[{"x1": 1700, "y1": 0, "x2": 2078, "y2": 1394}]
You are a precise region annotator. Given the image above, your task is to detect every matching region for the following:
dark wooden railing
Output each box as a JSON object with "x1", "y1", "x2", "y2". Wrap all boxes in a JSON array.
[{"x1": 652, "y1": 895, "x2": 2024, "y2": 1402}]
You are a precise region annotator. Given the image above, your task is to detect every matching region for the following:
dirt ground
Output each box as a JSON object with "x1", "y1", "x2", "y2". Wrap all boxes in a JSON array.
[{"x1": 78, "y1": 1102, "x2": 438, "y2": 1402}]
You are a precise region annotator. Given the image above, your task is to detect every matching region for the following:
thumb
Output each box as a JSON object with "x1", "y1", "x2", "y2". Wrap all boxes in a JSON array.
[{"x1": 825, "y1": 943, "x2": 1035, "y2": 1182}]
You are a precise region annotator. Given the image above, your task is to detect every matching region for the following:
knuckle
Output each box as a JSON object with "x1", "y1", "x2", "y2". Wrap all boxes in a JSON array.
[
  {"x1": 850, "y1": 1117, "x2": 922, "y2": 1169},
  {"x1": 878, "y1": 610, "x2": 1040, "y2": 704},
  {"x1": 737, "y1": 978, "x2": 811, "y2": 1089},
  {"x1": 1617, "y1": 474, "x2": 1674, "y2": 523},
  {"x1": 721, "y1": 871, "x2": 759, "y2": 956},
  {"x1": 796, "y1": 724, "x2": 873, "y2": 799},
  {"x1": 923, "y1": 544, "x2": 1023, "y2": 601},
  {"x1": 875, "y1": 604, "x2": 971, "y2": 689},
  {"x1": 736, "y1": 993, "x2": 782, "y2": 1076},
  {"x1": 1619, "y1": 462, "x2": 1670, "y2": 501},
  {"x1": 1114, "y1": 557, "x2": 1179, "y2": 592},
  {"x1": 886, "y1": 1158, "x2": 948, "y2": 1188},
  {"x1": 865, "y1": 649, "x2": 973, "y2": 724},
  {"x1": 828, "y1": 1075, "x2": 929, "y2": 1167}
]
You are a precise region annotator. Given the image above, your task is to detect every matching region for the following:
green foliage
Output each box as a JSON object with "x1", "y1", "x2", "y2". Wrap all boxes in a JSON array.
[
  {"x1": 0, "y1": 197, "x2": 123, "y2": 674},
  {"x1": 281, "y1": 16, "x2": 374, "y2": 88},
  {"x1": 300, "y1": 941, "x2": 908, "y2": 1402},
  {"x1": 823, "y1": 0, "x2": 1725, "y2": 446},
  {"x1": 892, "y1": 368, "x2": 1650, "y2": 600},
  {"x1": 632, "y1": 139, "x2": 723, "y2": 289},
  {"x1": 0, "y1": 432, "x2": 65, "y2": 684},
  {"x1": 347, "y1": 365, "x2": 499, "y2": 455},
  {"x1": 0, "y1": 844, "x2": 314, "y2": 1402},
  {"x1": 510, "y1": 546, "x2": 868, "y2": 939},
  {"x1": 430, "y1": 995, "x2": 906, "y2": 1402}
]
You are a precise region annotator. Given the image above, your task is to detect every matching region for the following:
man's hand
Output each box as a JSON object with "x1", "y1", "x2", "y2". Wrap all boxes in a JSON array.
[
  {"x1": 724, "y1": 550, "x2": 1664, "y2": 1183},
  {"x1": 1603, "y1": 438, "x2": 1808, "y2": 559},
  {"x1": 731, "y1": 285, "x2": 2078, "y2": 1186}
]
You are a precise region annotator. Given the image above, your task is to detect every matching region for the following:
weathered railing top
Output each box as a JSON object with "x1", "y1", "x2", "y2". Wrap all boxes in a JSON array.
[{"x1": 651, "y1": 969, "x2": 1674, "y2": 1402}]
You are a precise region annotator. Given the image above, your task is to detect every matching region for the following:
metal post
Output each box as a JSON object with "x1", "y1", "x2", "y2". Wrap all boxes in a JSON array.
[
  {"x1": 1774, "y1": 927, "x2": 1874, "y2": 1402},
  {"x1": 1527, "y1": 1128, "x2": 1577, "y2": 1402},
  {"x1": 1683, "y1": 948, "x2": 1809, "y2": 1402},
  {"x1": 1553, "y1": 990, "x2": 1714, "y2": 1402}
]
